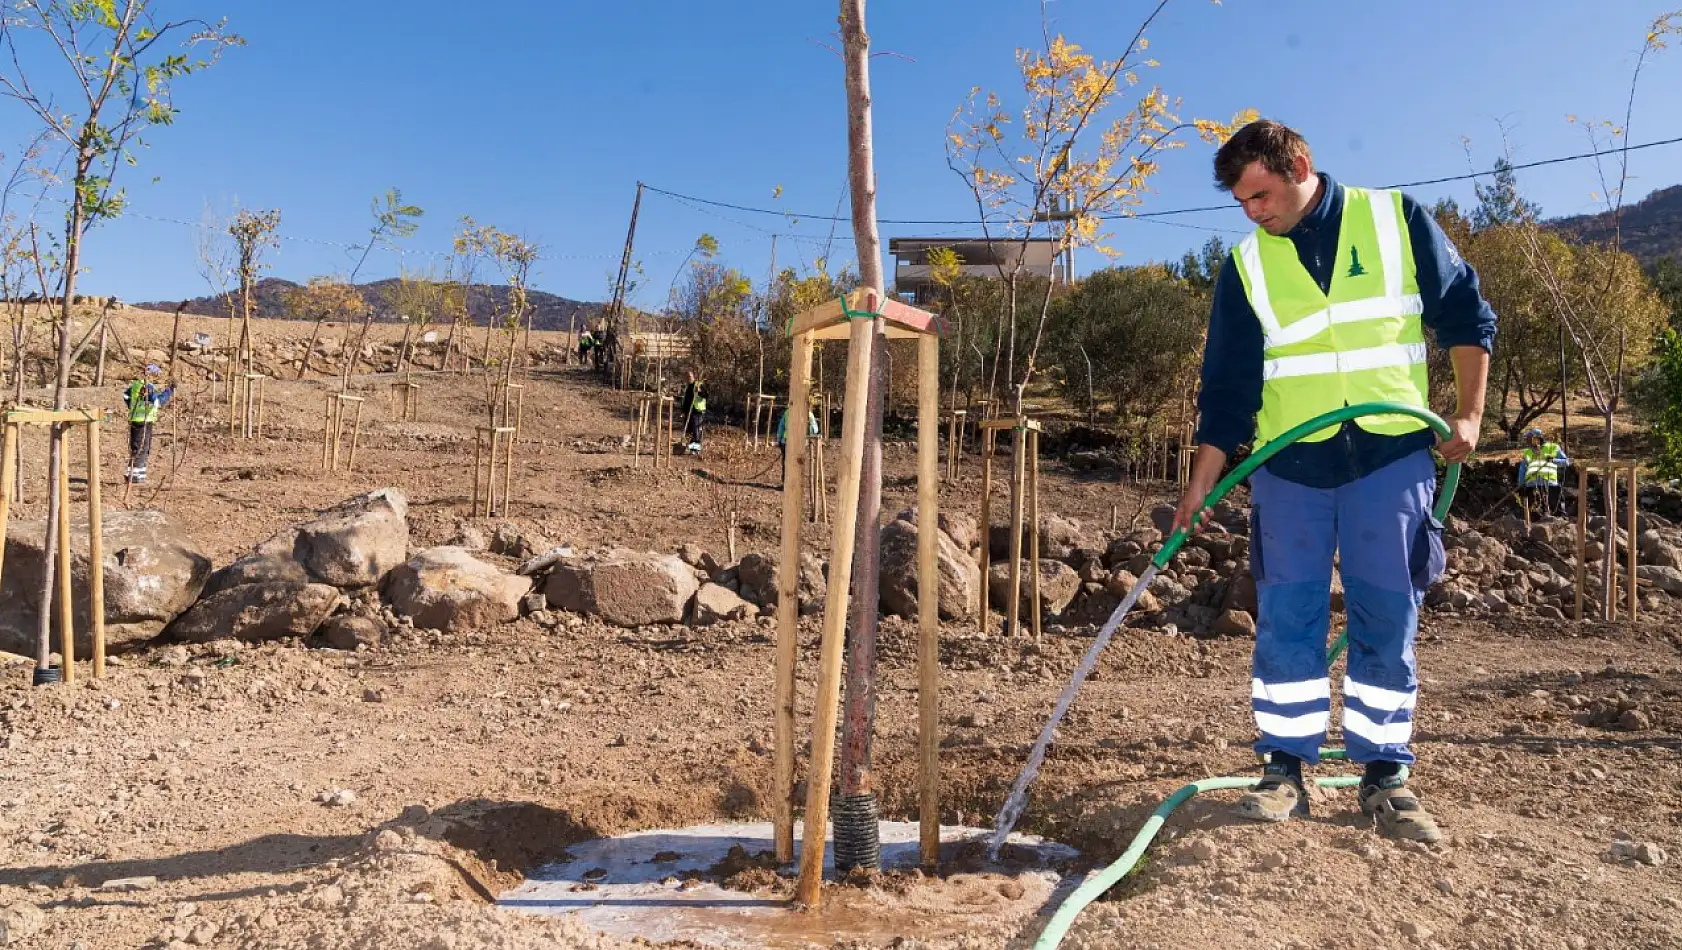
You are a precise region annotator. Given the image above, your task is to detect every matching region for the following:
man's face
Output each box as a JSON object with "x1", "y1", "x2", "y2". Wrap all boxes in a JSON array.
[{"x1": 1231, "y1": 157, "x2": 1315, "y2": 236}]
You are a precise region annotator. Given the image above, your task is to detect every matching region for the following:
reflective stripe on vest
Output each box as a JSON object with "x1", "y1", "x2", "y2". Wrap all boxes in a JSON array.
[
  {"x1": 1523, "y1": 444, "x2": 1562, "y2": 484},
  {"x1": 1233, "y1": 186, "x2": 1430, "y2": 445}
]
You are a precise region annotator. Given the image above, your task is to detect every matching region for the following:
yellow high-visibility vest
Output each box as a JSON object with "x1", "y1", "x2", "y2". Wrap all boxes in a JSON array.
[{"x1": 1232, "y1": 186, "x2": 1430, "y2": 445}]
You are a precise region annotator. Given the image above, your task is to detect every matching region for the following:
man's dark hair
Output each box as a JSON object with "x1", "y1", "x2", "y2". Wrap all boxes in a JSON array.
[{"x1": 1214, "y1": 120, "x2": 1313, "y2": 190}]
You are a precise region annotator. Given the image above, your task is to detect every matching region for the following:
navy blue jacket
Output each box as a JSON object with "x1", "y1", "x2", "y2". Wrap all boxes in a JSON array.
[{"x1": 1193, "y1": 174, "x2": 1497, "y2": 488}]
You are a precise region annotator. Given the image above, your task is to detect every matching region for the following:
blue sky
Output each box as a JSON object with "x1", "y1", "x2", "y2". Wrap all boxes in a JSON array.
[{"x1": 5, "y1": 0, "x2": 1680, "y2": 306}]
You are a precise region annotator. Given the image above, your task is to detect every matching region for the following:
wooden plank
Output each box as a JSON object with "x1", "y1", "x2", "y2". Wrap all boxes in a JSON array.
[
  {"x1": 1628, "y1": 466, "x2": 1639, "y2": 620},
  {"x1": 4, "y1": 408, "x2": 105, "y2": 425},
  {"x1": 915, "y1": 333, "x2": 940, "y2": 868},
  {"x1": 1028, "y1": 427, "x2": 1042, "y2": 640},
  {"x1": 1575, "y1": 465, "x2": 1588, "y2": 621},
  {"x1": 773, "y1": 332, "x2": 815, "y2": 863},
  {"x1": 787, "y1": 296, "x2": 847, "y2": 340},
  {"x1": 56, "y1": 428, "x2": 74, "y2": 683},
  {"x1": 977, "y1": 416, "x2": 1042, "y2": 432},
  {"x1": 978, "y1": 427, "x2": 993, "y2": 635},
  {"x1": 795, "y1": 313, "x2": 876, "y2": 907},
  {"x1": 1007, "y1": 426, "x2": 1026, "y2": 638},
  {"x1": 87, "y1": 421, "x2": 105, "y2": 678},
  {"x1": 0, "y1": 424, "x2": 14, "y2": 592},
  {"x1": 805, "y1": 320, "x2": 927, "y2": 342}
]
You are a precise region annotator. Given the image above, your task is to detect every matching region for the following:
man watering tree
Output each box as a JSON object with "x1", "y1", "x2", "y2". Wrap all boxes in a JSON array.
[{"x1": 1171, "y1": 120, "x2": 1497, "y2": 842}]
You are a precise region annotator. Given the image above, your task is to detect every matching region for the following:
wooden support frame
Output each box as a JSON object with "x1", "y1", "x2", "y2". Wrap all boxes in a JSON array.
[
  {"x1": 976, "y1": 416, "x2": 1044, "y2": 638},
  {"x1": 746, "y1": 393, "x2": 779, "y2": 449},
  {"x1": 0, "y1": 409, "x2": 107, "y2": 682},
  {"x1": 322, "y1": 394, "x2": 365, "y2": 472},
  {"x1": 495, "y1": 381, "x2": 526, "y2": 441},
  {"x1": 391, "y1": 380, "x2": 422, "y2": 422},
  {"x1": 473, "y1": 426, "x2": 517, "y2": 517},
  {"x1": 229, "y1": 373, "x2": 268, "y2": 440},
  {"x1": 776, "y1": 289, "x2": 943, "y2": 903},
  {"x1": 1573, "y1": 463, "x2": 1641, "y2": 622},
  {"x1": 944, "y1": 409, "x2": 967, "y2": 485},
  {"x1": 631, "y1": 393, "x2": 675, "y2": 469}
]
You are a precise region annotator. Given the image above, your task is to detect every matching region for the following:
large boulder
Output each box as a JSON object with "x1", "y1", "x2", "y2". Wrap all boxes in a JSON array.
[
  {"x1": 733, "y1": 551, "x2": 827, "y2": 615},
  {"x1": 987, "y1": 514, "x2": 1086, "y2": 562},
  {"x1": 692, "y1": 583, "x2": 755, "y2": 625},
  {"x1": 988, "y1": 559, "x2": 1081, "y2": 616},
  {"x1": 255, "y1": 489, "x2": 409, "y2": 590},
  {"x1": 544, "y1": 551, "x2": 699, "y2": 627},
  {"x1": 1222, "y1": 568, "x2": 1258, "y2": 615},
  {"x1": 385, "y1": 546, "x2": 531, "y2": 632},
  {"x1": 1639, "y1": 530, "x2": 1682, "y2": 569},
  {"x1": 168, "y1": 582, "x2": 340, "y2": 643},
  {"x1": 0, "y1": 510, "x2": 211, "y2": 658},
  {"x1": 1638, "y1": 565, "x2": 1682, "y2": 596},
  {"x1": 879, "y1": 518, "x2": 978, "y2": 621}
]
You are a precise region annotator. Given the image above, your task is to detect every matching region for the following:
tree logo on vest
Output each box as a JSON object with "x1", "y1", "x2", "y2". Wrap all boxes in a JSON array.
[{"x1": 1346, "y1": 246, "x2": 1368, "y2": 278}]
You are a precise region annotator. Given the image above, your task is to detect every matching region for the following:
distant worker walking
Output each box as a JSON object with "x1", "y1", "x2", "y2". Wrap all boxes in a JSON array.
[
  {"x1": 123, "y1": 364, "x2": 174, "y2": 485},
  {"x1": 1172, "y1": 120, "x2": 1497, "y2": 843},
  {"x1": 679, "y1": 370, "x2": 707, "y2": 455},
  {"x1": 1517, "y1": 427, "x2": 1569, "y2": 518}
]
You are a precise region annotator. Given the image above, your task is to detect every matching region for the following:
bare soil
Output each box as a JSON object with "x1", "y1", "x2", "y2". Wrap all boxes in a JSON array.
[{"x1": 0, "y1": 310, "x2": 1677, "y2": 950}]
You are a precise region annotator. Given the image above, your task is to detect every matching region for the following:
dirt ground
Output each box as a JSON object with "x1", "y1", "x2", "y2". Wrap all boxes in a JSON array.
[{"x1": 0, "y1": 310, "x2": 1679, "y2": 950}]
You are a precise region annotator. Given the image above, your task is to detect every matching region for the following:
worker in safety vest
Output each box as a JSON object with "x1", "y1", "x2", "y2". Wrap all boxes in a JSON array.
[
  {"x1": 1172, "y1": 121, "x2": 1496, "y2": 843},
  {"x1": 1518, "y1": 427, "x2": 1569, "y2": 518},
  {"x1": 122, "y1": 364, "x2": 174, "y2": 484},
  {"x1": 679, "y1": 370, "x2": 707, "y2": 455},
  {"x1": 576, "y1": 329, "x2": 596, "y2": 363}
]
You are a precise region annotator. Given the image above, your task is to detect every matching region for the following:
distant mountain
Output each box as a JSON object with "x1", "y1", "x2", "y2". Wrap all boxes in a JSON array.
[
  {"x1": 135, "y1": 278, "x2": 605, "y2": 332},
  {"x1": 1548, "y1": 184, "x2": 1682, "y2": 266}
]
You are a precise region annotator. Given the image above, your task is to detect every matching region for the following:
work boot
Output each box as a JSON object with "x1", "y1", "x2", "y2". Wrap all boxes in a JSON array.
[
  {"x1": 1360, "y1": 775, "x2": 1443, "y2": 843},
  {"x1": 1235, "y1": 765, "x2": 1308, "y2": 822}
]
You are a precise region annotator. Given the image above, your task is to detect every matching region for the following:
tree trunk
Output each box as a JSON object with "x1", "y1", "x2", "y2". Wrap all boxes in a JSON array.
[
  {"x1": 39, "y1": 159, "x2": 87, "y2": 670},
  {"x1": 1601, "y1": 408, "x2": 1616, "y2": 621},
  {"x1": 94, "y1": 320, "x2": 108, "y2": 387},
  {"x1": 297, "y1": 317, "x2": 324, "y2": 380},
  {"x1": 832, "y1": 0, "x2": 888, "y2": 877},
  {"x1": 168, "y1": 302, "x2": 185, "y2": 382}
]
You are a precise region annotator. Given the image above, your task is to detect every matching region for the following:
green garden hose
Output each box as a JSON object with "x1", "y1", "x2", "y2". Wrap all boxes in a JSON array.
[{"x1": 1024, "y1": 401, "x2": 1461, "y2": 950}]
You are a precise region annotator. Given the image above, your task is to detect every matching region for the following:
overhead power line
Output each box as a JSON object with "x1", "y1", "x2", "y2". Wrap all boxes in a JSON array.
[{"x1": 642, "y1": 133, "x2": 1682, "y2": 227}]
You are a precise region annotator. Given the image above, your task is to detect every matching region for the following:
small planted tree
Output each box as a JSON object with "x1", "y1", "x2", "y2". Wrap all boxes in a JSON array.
[
  {"x1": 946, "y1": 2, "x2": 1251, "y2": 411},
  {"x1": 228, "y1": 206, "x2": 280, "y2": 377},
  {"x1": 284, "y1": 276, "x2": 364, "y2": 379},
  {"x1": 340, "y1": 189, "x2": 422, "y2": 390},
  {"x1": 0, "y1": 0, "x2": 238, "y2": 674}
]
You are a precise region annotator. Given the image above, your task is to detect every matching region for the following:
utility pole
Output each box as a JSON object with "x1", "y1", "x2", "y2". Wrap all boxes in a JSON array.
[{"x1": 608, "y1": 182, "x2": 643, "y2": 333}]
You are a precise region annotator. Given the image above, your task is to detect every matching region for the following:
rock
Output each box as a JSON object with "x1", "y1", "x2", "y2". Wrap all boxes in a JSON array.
[
  {"x1": 1147, "y1": 573, "x2": 1190, "y2": 605},
  {"x1": 385, "y1": 546, "x2": 532, "y2": 632},
  {"x1": 1259, "y1": 850, "x2": 1288, "y2": 870},
  {"x1": 1186, "y1": 837, "x2": 1217, "y2": 863},
  {"x1": 544, "y1": 551, "x2": 700, "y2": 627},
  {"x1": 1482, "y1": 590, "x2": 1510, "y2": 613},
  {"x1": 101, "y1": 876, "x2": 158, "y2": 892},
  {"x1": 1637, "y1": 842, "x2": 1667, "y2": 866},
  {"x1": 490, "y1": 523, "x2": 550, "y2": 560},
  {"x1": 0, "y1": 904, "x2": 44, "y2": 945},
  {"x1": 1617, "y1": 708, "x2": 1652, "y2": 731},
  {"x1": 449, "y1": 524, "x2": 490, "y2": 552},
  {"x1": 1149, "y1": 504, "x2": 1177, "y2": 537},
  {"x1": 0, "y1": 510, "x2": 212, "y2": 658},
  {"x1": 201, "y1": 552, "x2": 311, "y2": 598},
  {"x1": 1039, "y1": 514, "x2": 1085, "y2": 560},
  {"x1": 168, "y1": 582, "x2": 340, "y2": 643},
  {"x1": 1211, "y1": 609, "x2": 1256, "y2": 638},
  {"x1": 1639, "y1": 531, "x2": 1682, "y2": 568},
  {"x1": 730, "y1": 551, "x2": 826, "y2": 615},
  {"x1": 676, "y1": 543, "x2": 718, "y2": 574},
  {"x1": 1638, "y1": 565, "x2": 1682, "y2": 596},
  {"x1": 1078, "y1": 558, "x2": 1108, "y2": 585},
  {"x1": 321, "y1": 616, "x2": 386, "y2": 651},
  {"x1": 936, "y1": 511, "x2": 979, "y2": 554},
  {"x1": 319, "y1": 788, "x2": 356, "y2": 807},
  {"x1": 1488, "y1": 514, "x2": 1529, "y2": 544},
  {"x1": 987, "y1": 560, "x2": 1080, "y2": 616},
  {"x1": 692, "y1": 583, "x2": 755, "y2": 625},
  {"x1": 519, "y1": 592, "x2": 546, "y2": 615},
  {"x1": 1104, "y1": 538, "x2": 1143, "y2": 569},
  {"x1": 880, "y1": 518, "x2": 978, "y2": 621},
  {"x1": 1223, "y1": 569, "x2": 1258, "y2": 615},
  {"x1": 1399, "y1": 921, "x2": 1431, "y2": 940},
  {"x1": 1535, "y1": 604, "x2": 1566, "y2": 621},
  {"x1": 256, "y1": 488, "x2": 409, "y2": 589}
]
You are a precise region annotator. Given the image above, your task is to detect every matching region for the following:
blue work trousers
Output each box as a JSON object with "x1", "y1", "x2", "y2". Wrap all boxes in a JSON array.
[{"x1": 1248, "y1": 448, "x2": 1445, "y2": 766}]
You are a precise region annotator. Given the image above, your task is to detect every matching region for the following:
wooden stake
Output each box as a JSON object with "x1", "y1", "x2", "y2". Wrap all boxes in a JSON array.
[
  {"x1": 1007, "y1": 424, "x2": 1026, "y2": 638},
  {"x1": 0, "y1": 423, "x2": 14, "y2": 590},
  {"x1": 486, "y1": 429, "x2": 499, "y2": 517},
  {"x1": 55, "y1": 426, "x2": 74, "y2": 683},
  {"x1": 1028, "y1": 426, "x2": 1042, "y2": 641},
  {"x1": 86, "y1": 420, "x2": 105, "y2": 677},
  {"x1": 322, "y1": 395, "x2": 334, "y2": 470},
  {"x1": 915, "y1": 332, "x2": 940, "y2": 869},
  {"x1": 473, "y1": 428, "x2": 483, "y2": 520},
  {"x1": 1628, "y1": 466, "x2": 1639, "y2": 620},
  {"x1": 1110, "y1": 503, "x2": 1119, "y2": 533},
  {"x1": 773, "y1": 332, "x2": 814, "y2": 862},
  {"x1": 795, "y1": 311, "x2": 876, "y2": 907},
  {"x1": 502, "y1": 428, "x2": 514, "y2": 514},
  {"x1": 978, "y1": 427, "x2": 993, "y2": 635},
  {"x1": 1575, "y1": 464, "x2": 1588, "y2": 621},
  {"x1": 1606, "y1": 466, "x2": 1618, "y2": 621},
  {"x1": 347, "y1": 399, "x2": 364, "y2": 471},
  {"x1": 727, "y1": 509, "x2": 738, "y2": 562}
]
